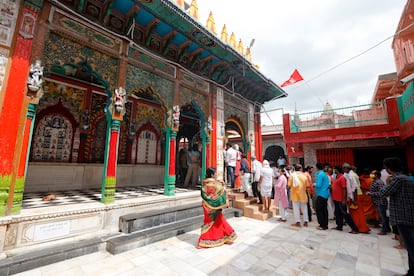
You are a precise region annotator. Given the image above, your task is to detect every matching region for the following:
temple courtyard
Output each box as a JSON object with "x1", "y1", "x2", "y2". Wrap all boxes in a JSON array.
[{"x1": 13, "y1": 211, "x2": 408, "y2": 276}]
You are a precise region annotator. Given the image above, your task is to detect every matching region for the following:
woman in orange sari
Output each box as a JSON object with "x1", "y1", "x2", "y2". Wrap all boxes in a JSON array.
[
  {"x1": 359, "y1": 169, "x2": 380, "y2": 225},
  {"x1": 198, "y1": 167, "x2": 237, "y2": 248}
]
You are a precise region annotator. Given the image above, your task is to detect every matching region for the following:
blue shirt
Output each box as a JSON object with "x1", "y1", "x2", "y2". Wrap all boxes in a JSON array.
[{"x1": 315, "y1": 170, "x2": 330, "y2": 199}]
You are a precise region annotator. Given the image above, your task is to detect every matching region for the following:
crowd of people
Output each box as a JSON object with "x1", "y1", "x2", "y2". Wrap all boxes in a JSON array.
[{"x1": 201, "y1": 147, "x2": 414, "y2": 276}]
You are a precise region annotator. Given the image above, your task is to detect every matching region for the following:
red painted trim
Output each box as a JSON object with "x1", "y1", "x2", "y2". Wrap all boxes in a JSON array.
[
  {"x1": 210, "y1": 92, "x2": 216, "y2": 168},
  {"x1": 400, "y1": 115, "x2": 414, "y2": 141},
  {"x1": 254, "y1": 113, "x2": 262, "y2": 161},
  {"x1": 286, "y1": 130, "x2": 400, "y2": 144},
  {"x1": 107, "y1": 130, "x2": 119, "y2": 177},
  {"x1": 0, "y1": 37, "x2": 33, "y2": 174},
  {"x1": 168, "y1": 139, "x2": 176, "y2": 175}
]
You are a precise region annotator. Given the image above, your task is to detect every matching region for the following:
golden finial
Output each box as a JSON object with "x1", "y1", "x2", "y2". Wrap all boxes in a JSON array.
[
  {"x1": 246, "y1": 47, "x2": 252, "y2": 62},
  {"x1": 188, "y1": 0, "x2": 199, "y2": 21},
  {"x1": 229, "y1": 32, "x2": 237, "y2": 49},
  {"x1": 206, "y1": 11, "x2": 217, "y2": 35},
  {"x1": 237, "y1": 39, "x2": 244, "y2": 54},
  {"x1": 221, "y1": 24, "x2": 228, "y2": 43}
]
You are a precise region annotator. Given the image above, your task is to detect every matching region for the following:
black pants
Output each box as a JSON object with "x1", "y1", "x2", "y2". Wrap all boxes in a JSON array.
[
  {"x1": 334, "y1": 200, "x2": 359, "y2": 232},
  {"x1": 252, "y1": 181, "x2": 262, "y2": 203},
  {"x1": 307, "y1": 192, "x2": 312, "y2": 222},
  {"x1": 316, "y1": 196, "x2": 328, "y2": 229},
  {"x1": 397, "y1": 224, "x2": 414, "y2": 276}
]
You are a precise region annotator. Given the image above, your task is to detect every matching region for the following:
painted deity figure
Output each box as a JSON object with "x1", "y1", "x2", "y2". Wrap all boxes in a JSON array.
[
  {"x1": 114, "y1": 87, "x2": 126, "y2": 112},
  {"x1": 173, "y1": 105, "x2": 180, "y2": 128},
  {"x1": 27, "y1": 60, "x2": 43, "y2": 92}
]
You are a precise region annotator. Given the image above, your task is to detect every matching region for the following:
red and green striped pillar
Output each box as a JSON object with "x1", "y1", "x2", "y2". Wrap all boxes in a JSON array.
[
  {"x1": 0, "y1": 3, "x2": 41, "y2": 216},
  {"x1": 101, "y1": 117, "x2": 121, "y2": 203},
  {"x1": 164, "y1": 129, "x2": 176, "y2": 196}
]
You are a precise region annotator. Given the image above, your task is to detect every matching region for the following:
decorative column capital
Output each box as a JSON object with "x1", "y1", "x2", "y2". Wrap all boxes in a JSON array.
[
  {"x1": 108, "y1": 87, "x2": 126, "y2": 120},
  {"x1": 26, "y1": 60, "x2": 44, "y2": 103}
]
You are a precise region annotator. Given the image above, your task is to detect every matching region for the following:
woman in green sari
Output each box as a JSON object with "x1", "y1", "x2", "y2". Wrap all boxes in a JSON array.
[{"x1": 198, "y1": 167, "x2": 237, "y2": 248}]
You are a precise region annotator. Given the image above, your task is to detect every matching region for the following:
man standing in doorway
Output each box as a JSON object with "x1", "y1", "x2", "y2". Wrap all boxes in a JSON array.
[
  {"x1": 225, "y1": 142, "x2": 237, "y2": 188},
  {"x1": 251, "y1": 156, "x2": 262, "y2": 204}
]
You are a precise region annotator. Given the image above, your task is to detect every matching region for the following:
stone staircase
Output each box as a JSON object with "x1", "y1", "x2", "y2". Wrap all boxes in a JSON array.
[{"x1": 227, "y1": 190, "x2": 279, "y2": 221}]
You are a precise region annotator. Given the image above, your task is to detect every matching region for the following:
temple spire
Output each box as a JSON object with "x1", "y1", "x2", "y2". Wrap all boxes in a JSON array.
[
  {"x1": 220, "y1": 24, "x2": 228, "y2": 43},
  {"x1": 237, "y1": 39, "x2": 244, "y2": 55},
  {"x1": 229, "y1": 32, "x2": 237, "y2": 49},
  {"x1": 245, "y1": 47, "x2": 252, "y2": 62},
  {"x1": 206, "y1": 11, "x2": 217, "y2": 35},
  {"x1": 188, "y1": 0, "x2": 199, "y2": 21}
]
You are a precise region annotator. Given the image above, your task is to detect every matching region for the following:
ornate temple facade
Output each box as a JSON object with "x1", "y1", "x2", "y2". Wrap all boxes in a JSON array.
[{"x1": 0, "y1": 0, "x2": 286, "y2": 252}]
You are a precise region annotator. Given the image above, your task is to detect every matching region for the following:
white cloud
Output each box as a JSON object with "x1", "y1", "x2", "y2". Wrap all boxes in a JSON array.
[{"x1": 196, "y1": 0, "x2": 406, "y2": 125}]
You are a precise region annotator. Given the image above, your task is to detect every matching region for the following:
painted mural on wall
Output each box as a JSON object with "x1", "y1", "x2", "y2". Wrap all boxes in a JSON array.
[
  {"x1": 223, "y1": 92, "x2": 249, "y2": 131},
  {"x1": 43, "y1": 32, "x2": 119, "y2": 92},
  {"x1": 32, "y1": 115, "x2": 73, "y2": 162},
  {"x1": 178, "y1": 85, "x2": 208, "y2": 120},
  {"x1": 85, "y1": 92, "x2": 107, "y2": 162},
  {"x1": 0, "y1": 0, "x2": 18, "y2": 47},
  {"x1": 0, "y1": 47, "x2": 8, "y2": 92},
  {"x1": 126, "y1": 64, "x2": 174, "y2": 107}
]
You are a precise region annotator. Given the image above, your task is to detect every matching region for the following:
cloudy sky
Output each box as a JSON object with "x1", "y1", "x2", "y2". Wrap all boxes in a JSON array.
[{"x1": 196, "y1": 0, "x2": 407, "y2": 125}]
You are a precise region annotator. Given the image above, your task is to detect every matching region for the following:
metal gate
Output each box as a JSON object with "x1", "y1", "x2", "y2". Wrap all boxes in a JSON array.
[{"x1": 316, "y1": 148, "x2": 354, "y2": 167}]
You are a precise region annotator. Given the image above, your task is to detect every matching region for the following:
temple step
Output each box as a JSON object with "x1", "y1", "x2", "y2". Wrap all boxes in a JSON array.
[
  {"x1": 106, "y1": 204, "x2": 242, "y2": 255},
  {"x1": 228, "y1": 190, "x2": 279, "y2": 221}
]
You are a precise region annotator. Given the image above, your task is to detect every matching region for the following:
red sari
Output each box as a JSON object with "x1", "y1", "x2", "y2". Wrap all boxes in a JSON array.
[{"x1": 198, "y1": 178, "x2": 237, "y2": 248}]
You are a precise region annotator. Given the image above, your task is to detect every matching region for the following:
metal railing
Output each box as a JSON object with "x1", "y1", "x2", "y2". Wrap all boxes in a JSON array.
[{"x1": 290, "y1": 102, "x2": 388, "y2": 133}]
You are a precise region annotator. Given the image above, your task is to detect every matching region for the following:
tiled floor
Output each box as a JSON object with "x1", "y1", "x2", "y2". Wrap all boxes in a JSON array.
[
  {"x1": 22, "y1": 185, "x2": 198, "y2": 209},
  {"x1": 14, "y1": 213, "x2": 409, "y2": 276}
]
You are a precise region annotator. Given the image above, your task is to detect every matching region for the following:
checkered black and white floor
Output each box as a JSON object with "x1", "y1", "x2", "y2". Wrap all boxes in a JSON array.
[{"x1": 22, "y1": 185, "x2": 197, "y2": 209}]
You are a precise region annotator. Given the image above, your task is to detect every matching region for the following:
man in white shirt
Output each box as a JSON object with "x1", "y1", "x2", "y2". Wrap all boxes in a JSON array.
[
  {"x1": 251, "y1": 156, "x2": 263, "y2": 204},
  {"x1": 225, "y1": 142, "x2": 237, "y2": 188}
]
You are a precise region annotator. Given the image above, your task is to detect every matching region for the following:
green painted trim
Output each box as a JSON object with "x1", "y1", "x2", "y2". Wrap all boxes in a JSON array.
[
  {"x1": 101, "y1": 113, "x2": 112, "y2": 202},
  {"x1": 201, "y1": 134, "x2": 206, "y2": 181},
  {"x1": 163, "y1": 128, "x2": 171, "y2": 195},
  {"x1": 11, "y1": 177, "x2": 24, "y2": 214},
  {"x1": 102, "y1": 177, "x2": 116, "y2": 203},
  {"x1": 24, "y1": 0, "x2": 44, "y2": 9},
  {"x1": 0, "y1": 174, "x2": 11, "y2": 216},
  {"x1": 165, "y1": 175, "x2": 176, "y2": 196},
  {"x1": 24, "y1": 104, "x2": 37, "y2": 183}
]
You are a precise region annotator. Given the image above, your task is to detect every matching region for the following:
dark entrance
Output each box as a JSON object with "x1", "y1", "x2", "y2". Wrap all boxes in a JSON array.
[
  {"x1": 264, "y1": 145, "x2": 285, "y2": 165},
  {"x1": 353, "y1": 148, "x2": 407, "y2": 174},
  {"x1": 176, "y1": 104, "x2": 200, "y2": 185}
]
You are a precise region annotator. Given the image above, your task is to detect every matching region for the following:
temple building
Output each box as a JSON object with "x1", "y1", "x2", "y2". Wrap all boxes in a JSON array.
[
  {"x1": 282, "y1": 1, "x2": 414, "y2": 171},
  {"x1": 0, "y1": 0, "x2": 286, "y2": 254}
]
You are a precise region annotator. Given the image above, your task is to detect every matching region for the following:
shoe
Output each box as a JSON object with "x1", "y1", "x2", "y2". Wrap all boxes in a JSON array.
[
  {"x1": 303, "y1": 222, "x2": 308, "y2": 227},
  {"x1": 291, "y1": 222, "x2": 301, "y2": 227},
  {"x1": 349, "y1": 230, "x2": 358, "y2": 234},
  {"x1": 331, "y1": 227, "x2": 342, "y2": 231},
  {"x1": 378, "y1": 232, "x2": 386, "y2": 235},
  {"x1": 316, "y1": 226, "x2": 327, "y2": 230}
]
